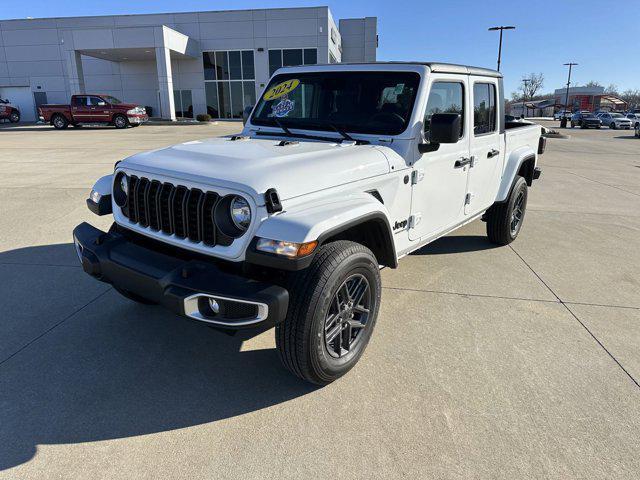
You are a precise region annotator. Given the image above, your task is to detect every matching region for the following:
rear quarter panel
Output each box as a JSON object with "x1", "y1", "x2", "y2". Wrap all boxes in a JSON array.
[{"x1": 497, "y1": 124, "x2": 541, "y2": 201}]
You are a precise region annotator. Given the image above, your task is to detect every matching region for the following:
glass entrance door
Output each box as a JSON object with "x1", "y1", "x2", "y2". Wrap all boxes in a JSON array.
[{"x1": 173, "y1": 90, "x2": 193, "y2": 118}]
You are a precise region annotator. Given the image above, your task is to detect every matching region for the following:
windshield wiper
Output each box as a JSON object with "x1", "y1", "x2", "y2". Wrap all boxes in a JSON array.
[
  {"x1": 257, "y1": 118, "x2": 341, "y2": 143},
  {"x1": 327, "y1": 123, "x2": 355, "y2": 142},
  {"x1": 273, "y1": 117, "x2": 293, "y2": 136}
]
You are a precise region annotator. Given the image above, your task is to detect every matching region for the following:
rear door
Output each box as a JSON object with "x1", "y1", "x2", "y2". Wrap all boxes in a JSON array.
[
  {"x1": 409, "y1": 75, "x2": 470, "y2": 241},
  {"x1": 71, "y1": 95, "x2": 91, "y2": 122},
  {"x1": 466, "y1": 79, "x2": 502, "y2": 215}
]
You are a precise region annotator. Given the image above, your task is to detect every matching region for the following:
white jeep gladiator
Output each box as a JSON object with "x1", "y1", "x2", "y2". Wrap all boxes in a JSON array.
[{"x1": 74, "y1": 62, "x2": 544, "y2": 385}]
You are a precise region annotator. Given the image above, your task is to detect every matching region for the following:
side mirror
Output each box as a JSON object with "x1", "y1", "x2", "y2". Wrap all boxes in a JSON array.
[
  {"x1": 419, "y1": 113, "x2": 461, "y2": 153},
  {"x1": 242, "y1": 105, "x2": 254, "y2": 125}
]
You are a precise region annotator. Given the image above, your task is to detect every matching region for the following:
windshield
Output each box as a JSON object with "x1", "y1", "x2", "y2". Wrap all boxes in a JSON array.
[
  {"x1": 611, "y1": 113, "x2": 623, "y2": 118},
  {"x1": 102, "y1": 96, "x2": 122, "y2": 105},
  {"x1": 251, "y1": 71, "x2": 421, "y2": 135}
]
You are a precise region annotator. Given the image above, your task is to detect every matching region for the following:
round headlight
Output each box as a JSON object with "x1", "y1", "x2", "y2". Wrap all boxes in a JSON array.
[
  {"x1": 114, "y1": 172, "x2": 128, "y2": 207},
  {"x1": 230, "y1": 196, "x2": 251, "y2": 230}
]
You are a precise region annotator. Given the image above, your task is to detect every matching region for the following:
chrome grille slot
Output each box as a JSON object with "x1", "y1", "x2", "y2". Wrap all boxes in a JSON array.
[{"x1": 119, "y1": 175, "x2": 232, "y2": 248}]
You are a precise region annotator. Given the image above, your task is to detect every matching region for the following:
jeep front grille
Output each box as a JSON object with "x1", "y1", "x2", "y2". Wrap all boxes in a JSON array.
[{"x1": 122, "y1": 175, "x2": 233, "y2": 247}]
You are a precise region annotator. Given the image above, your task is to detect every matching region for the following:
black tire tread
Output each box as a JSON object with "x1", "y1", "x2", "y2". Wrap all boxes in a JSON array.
[
  {"x1": 486, "y1": 175, "x2": 527, "y2": 246},
  {"x1": 275, "y1": 240, "x2": 376, "y2": 384}
]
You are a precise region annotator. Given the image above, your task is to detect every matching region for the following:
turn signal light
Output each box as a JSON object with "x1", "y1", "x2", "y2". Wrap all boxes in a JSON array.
[{"x1": 256, "y1": 238, "x2": 318, "y2": 258}]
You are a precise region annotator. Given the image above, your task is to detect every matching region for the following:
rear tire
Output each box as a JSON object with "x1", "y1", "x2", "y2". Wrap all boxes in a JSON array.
[
  {"x1": 485, "y1": 175, "x2": 528, "y2": 246},
  {"x1": 276, "y1": 240, "x2": 381, "y2": 385},
  {"x1": 52, "y1": 114, "x2": 68, "y2": 129},
  {"x1": 113, "y1": 114, "x2": 129, "y2": 129}
]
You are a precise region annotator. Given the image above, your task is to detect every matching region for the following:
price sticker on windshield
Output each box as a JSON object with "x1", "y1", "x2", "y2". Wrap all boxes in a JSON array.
[{"x1": 263, "y1": 79, "x2": 300, "y2": 101}]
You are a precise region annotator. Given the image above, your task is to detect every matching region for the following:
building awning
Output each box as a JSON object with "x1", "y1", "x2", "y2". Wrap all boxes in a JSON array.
[
  {"x1": 598, "y1": 94, "x2": 627, "y2": 106},
  {"x1": 524, "y1": 99, "x2": 561, "y2": 109}
]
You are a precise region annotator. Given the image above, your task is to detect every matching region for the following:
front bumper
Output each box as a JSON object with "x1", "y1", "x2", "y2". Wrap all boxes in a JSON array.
[
  {"x1": 128, "y1": 114, "x2": 149, "y2": 124},
  {"x1": 72, "y1": 222, "x2": 289, "y2": 330}
]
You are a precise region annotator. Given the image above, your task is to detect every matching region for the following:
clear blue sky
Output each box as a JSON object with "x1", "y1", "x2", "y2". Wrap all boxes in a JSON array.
[{"x1": 2, "y1": 0, "x2": 639, "y2": 97}]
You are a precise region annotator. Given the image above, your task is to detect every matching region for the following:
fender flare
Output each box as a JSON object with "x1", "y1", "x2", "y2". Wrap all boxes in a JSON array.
[
  {"x1": 247, "y1": 192, "x2": 397, "y2": 270},
  {"x1": 496, "y1": 147, "x2": 536, "y2": 202}
]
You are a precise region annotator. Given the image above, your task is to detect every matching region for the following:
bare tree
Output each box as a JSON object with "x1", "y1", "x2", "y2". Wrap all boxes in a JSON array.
[
  {"x1": 605, "y1": 84, "x2": 619, "y2": 95},
  {"x1": 620, "y1": 89, "x2": 640, "y2": 108},
  {"x1": 519, "y1": 73, "x2": 544, "y2": 100},
  {"x1": 585, "y1": 80, "x2": 602, "y2": 88}
]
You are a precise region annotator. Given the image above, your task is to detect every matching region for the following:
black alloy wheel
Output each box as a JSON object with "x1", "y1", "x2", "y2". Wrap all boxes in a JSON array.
[{"x1": 324, "y1": 273, "x2": 371, "y2": 358}]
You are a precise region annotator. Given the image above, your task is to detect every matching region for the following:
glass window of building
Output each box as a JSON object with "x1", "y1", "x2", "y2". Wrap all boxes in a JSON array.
[
  {"x1": 268, "y1": 48, "x2": 318, "y2": 76},
  {"x1": 203, "y1": 50, "x2": 255, "y2": 119}
]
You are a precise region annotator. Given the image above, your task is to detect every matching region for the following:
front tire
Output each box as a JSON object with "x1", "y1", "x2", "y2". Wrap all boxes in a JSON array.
[
  {"x1": 610, "y1": 122, "x2": 616, "y2": 129},
  {"x1": 9, "y1": 111, "x2": 20, "y2": 123},
  {"x1": 113, "y1": 114, "x2": 129, "y2": 129},
  {"x1": 276, "y1": 241, "x2": 381, "y2": 385},
  {"x1": 485, "y1": 176, "x2": 528, "y2": 246}
]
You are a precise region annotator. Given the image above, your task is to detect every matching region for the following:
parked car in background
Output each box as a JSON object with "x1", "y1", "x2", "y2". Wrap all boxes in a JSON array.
[
  {"x1": 625, "y1": 113, "x2": 640, "y2": 129},
  {"x1": 38, "y1": 94, "x2": 148, "y2": 129},
  {"x1": 0, "y1": 97, "x2": 20, "y2": 123},
  {"x1": 636, "y1": 123, "x2": 640, "y2": 138},
  {"x1": 597, "y1": 112, "x2": 632, "y2": 129},
  {"x1": 571, "y1": 112, "x2": 601, "y2": 129},
  {"x1": 553, "y1": 110, "x2": 572, "y2": 120}
]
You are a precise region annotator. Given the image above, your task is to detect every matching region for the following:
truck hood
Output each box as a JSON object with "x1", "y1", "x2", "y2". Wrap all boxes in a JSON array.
[{"x1": 119, "y1": 136, "x2": 391, "y2": 201}]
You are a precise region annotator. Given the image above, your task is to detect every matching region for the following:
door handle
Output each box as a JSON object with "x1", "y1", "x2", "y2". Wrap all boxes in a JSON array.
[
  {"x1": 454, "y1": 157, "x2": 472, "y2": 168},
  {"x1": 487, "y1": 149, "x2": 500, "y2": 158}
]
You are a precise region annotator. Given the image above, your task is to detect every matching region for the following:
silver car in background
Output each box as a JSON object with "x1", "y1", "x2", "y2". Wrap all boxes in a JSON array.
[
  {"x1": 626, "y1": 113, "x2": 640, "y2": 129},
  {"x1": 597, "y1": 112, "x2": 632, "y2": 129}
]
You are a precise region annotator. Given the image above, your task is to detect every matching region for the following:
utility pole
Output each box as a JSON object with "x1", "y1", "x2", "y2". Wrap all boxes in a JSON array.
[
  {"x1": 522, "y1": 78, "x2": 530, "y2": 118},
  {"x1": 563, "y1": 62, "x2": 578, "y2": 113},
  {"x1": 488, "y1": 26, "x2": 515, "y2": 72}
]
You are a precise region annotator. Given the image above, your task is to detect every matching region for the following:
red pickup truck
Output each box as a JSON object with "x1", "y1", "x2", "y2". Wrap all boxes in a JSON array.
[
  {"x1": 38, "y1": 94, "x2": 148, "y2": 129},
  {"x1": 0, "y1": 98, "x2": 20, "y2": 123}
]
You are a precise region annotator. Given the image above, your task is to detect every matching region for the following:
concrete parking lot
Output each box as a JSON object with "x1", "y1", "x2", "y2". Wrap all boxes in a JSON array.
[{"x1": 0, "y1": 121, "x2": 638, "y2": 479}]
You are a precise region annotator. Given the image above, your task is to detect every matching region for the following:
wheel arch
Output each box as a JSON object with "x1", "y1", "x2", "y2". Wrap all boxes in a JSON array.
[
  {"x1": 317, "y1": 213, "x2": 397, "y2": 268},
  {"x1": 249, "y1": 193, "x2": 398, "y2": 270},
  {"x1": 496, "y1": 147, "x2": 536, "y2": 202}
]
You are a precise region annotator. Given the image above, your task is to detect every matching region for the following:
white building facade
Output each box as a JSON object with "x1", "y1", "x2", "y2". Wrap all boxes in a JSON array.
[{"x1": 0, "y1": 7, "x2": 377, "y2": 121}]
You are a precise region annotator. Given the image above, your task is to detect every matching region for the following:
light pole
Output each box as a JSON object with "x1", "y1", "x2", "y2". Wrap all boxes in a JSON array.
[
  {"x1": 563, "y1": 62, "x2": 578, "y2": 113},
  {"x1": 522, "y1": 78, "x2": 530, "y2": 118},
  {"x1": 488, "y1": 26, "x2": 515, "y2": 72}
]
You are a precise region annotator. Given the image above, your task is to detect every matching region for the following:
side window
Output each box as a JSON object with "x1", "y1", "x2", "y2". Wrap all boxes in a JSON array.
[
  {"x1": 73, "y1": 96, "x2": 86, "y2": 107},
  {"x1": 473, "y1": 82, "x2": 497, "y2": 135},
  {"x1": 424, "y1": 82, "x2": 464, "y2": 138},
  {"x1": 89, "y1": 96, "x2": 106, "y2": 106}
]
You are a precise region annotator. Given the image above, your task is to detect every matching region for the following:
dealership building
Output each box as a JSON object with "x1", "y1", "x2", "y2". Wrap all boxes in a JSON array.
[{"x1": 0, "y1": 7, "x2": 377, "y2": 121}]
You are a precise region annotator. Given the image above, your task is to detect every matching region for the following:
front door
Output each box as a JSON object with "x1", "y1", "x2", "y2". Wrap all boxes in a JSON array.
[
  {"x1": 87, "y1": 95, "x2": 111, "y2": 122},
  {"x1": 409, "y1": 76, "x2": 470, "y2": 241},
  {"x1": 466, "y1": 80, "x2": 502, "y2": 215}
]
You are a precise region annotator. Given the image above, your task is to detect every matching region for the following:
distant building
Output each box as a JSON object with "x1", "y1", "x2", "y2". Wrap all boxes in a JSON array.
[
  {"x1": 553, "y1": 86, "x2": 627, "y2": 112},
  {"x1": 0, "y1": 7, "x2": 377, "y2": 121}
]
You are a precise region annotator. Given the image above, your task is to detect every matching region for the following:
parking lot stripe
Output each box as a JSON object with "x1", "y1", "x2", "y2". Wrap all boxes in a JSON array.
[{"x1": 509, "y1": 244, "x2": 640, "y2": 389}]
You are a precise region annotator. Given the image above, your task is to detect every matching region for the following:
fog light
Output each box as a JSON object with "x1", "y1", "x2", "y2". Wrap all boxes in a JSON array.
[{"x1": 208, "y1": 298, "x2": 220, "y2": 314}]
